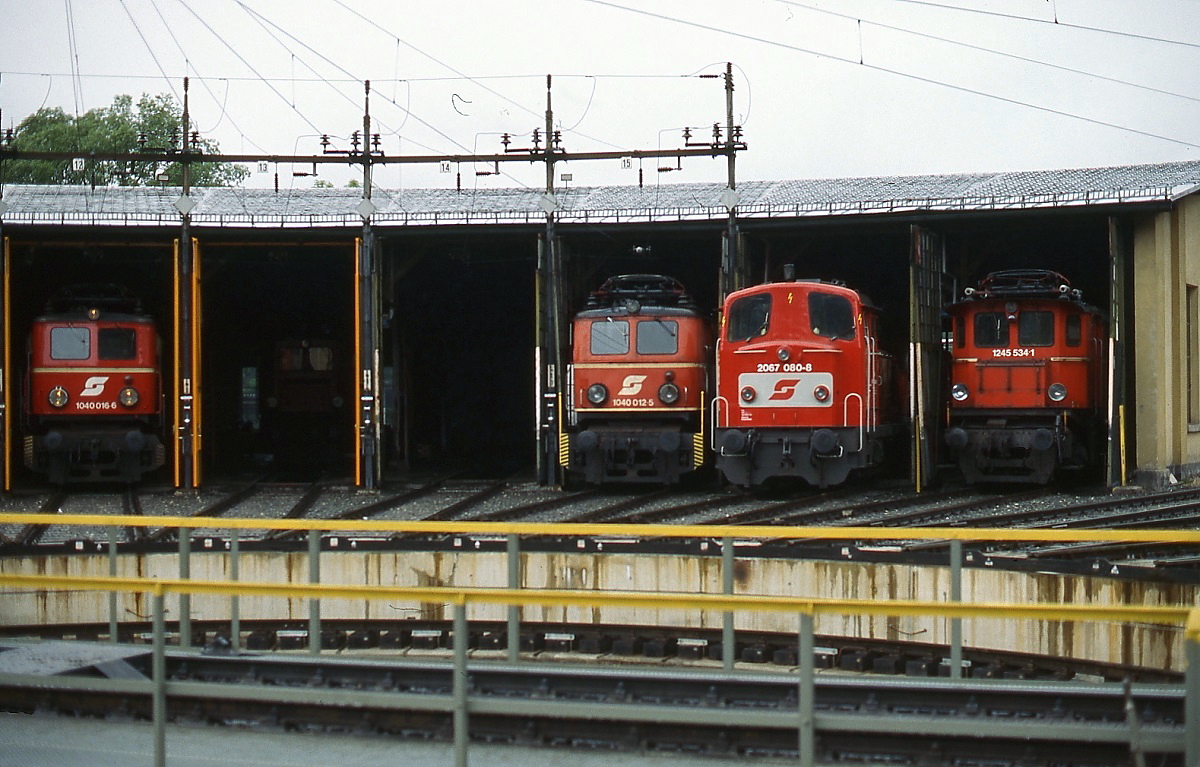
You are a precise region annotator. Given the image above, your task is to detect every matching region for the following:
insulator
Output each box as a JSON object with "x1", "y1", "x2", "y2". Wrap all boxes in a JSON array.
[
  {"x1": 320, "y1": 134, "x2": 331, "y2": 149},
  {"x1": 682, "y1": 127, "x2": 692, "y2": 141}
]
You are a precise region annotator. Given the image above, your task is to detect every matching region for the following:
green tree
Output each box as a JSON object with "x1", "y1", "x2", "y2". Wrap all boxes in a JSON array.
[{"x1": 3, "y1": 93, "x2": 249, "y2": 186}]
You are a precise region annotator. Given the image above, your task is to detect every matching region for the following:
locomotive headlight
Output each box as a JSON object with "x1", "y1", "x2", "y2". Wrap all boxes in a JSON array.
[
  {"x1": 119, "y1": 387, "x2": 140, "y2": 407},
  {"x1": 813, "y1": 385, "x2": 830, "y2": 403},
  {"x1": 740, "y1": 386, "x2": 756, "y2": 403},
  {"x1": 658, "y1": 382, "x2": 680, "y2": 405},
  {"x1": 1048, "y1": 383, "x2": 1068, "y2": 402},
  {"x1": 777, "y1": 347, "x2": 791, "y2": 362},
  {"x1": 586, "y1": 383, "x2": 608, "y2": 405},
  {"x1": 48, "y1": 386, "x2": 69, "y2": 408},
  {"x1": 951, "y1": 383, "x2": 970, "y2": 402}
]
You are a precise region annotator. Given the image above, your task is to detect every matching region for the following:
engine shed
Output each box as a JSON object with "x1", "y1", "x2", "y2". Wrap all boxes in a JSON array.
[{"x1": 1, "y1": 159, "x2": 1199, "y2": 490}]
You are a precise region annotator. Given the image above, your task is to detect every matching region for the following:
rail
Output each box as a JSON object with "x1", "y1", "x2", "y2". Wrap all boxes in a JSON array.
[{"x1": 3, "y1": 514, "x2": 1200, "y2": 766}]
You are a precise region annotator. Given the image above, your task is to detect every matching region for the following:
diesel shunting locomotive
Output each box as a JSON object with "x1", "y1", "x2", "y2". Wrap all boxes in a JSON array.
[{"x1": 713, "y1": 272, "x2": 901, "y2": 488}]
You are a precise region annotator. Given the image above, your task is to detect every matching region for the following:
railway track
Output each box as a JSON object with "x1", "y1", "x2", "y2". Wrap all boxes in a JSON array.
[
  {"x1": 4, "y1": 479, "x2": 1200, "y2": 582},
  {"x1": 0, "y1": 637, "x2": 1185, "y2": 765}
]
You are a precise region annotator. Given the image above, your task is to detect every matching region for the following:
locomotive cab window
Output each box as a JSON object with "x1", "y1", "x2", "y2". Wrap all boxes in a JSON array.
[
  {"x1": 1018, "y1": 311, "x2": 1054, "y2": 346},
  {"x1": 637, "y1": 320, "x2": 678, "y2": 355},
  {"x1": 279, "y1": 345, "x2": 334, "y2": 371},
  {"x1": 727, "y1": 294, "x2": 771, "y2": 341},
  {"x1": 809, "y1": 292, "x2": 855, "y2": 341},
  {"x1": 278, "y1": 346, "x2": 305, "y2": 371},
  {"x1": 308, "y1": 346, "x2": 333, "y2": 371},
  {"x1": 50, "y1": 326, "x2": 90, "y2": 360},
  {"x1": 974, "y1": 312, "x2": 1009, "y2": 347},
  {"x1": 1066, "y1": 315, "x2": 1082, "y2": 347},
  {"x1": 591, "y1": 320, "x2": 629, "y2": 355},
  {"x1": 98, "y1": 328, "x2": 137, "y2": 360}
]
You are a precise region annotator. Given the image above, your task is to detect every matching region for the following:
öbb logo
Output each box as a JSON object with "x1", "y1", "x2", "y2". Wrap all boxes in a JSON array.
[
  {"x1": 618, "y1": 375, "x2": 647, "y2": 396},
  {"x1": 768, "y1": 379, "x2": 802, "y2": 401},
  {"x1": 80, "y1": 376, "x2": 109, "y2": 397}
]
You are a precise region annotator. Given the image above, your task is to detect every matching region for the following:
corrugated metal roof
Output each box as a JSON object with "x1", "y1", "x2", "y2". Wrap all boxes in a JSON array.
[{"x1": 2, "y1": 159, "x2": 1197, "y2": 228}]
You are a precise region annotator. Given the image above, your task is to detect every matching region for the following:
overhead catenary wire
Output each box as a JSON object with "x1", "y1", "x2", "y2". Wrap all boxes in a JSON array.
[
  {"x1": 326, "y1": 0, "x2": 664, "y2": 153},
  {"x1": 62, "y1": 0, "x2": 84, "y2": 117},
  {"x1": 229, "y1": 0, "x2": 535, "y2": 191},
  {"x1": 147, "y1": 0, "x2": 260, "y2": 146},
  {"x1": 580, "y1": 0, "x2": 1200, "y2": 151},
  {"x1": 780, "y1": 0, "x2": 1200, "y2": 106},
  {"x1": 878, "y1": 0, "x2": 1200, "y2": 51},
  {"x1": 172, "y1": 0, "x2": 324, "y2": 135},
  {"x1": 4, "y1": 0, "x2": 1195, "y2": 188},
  {"x1": 233, "y1": 1, "x2": 463, "y2": 154},
  {"x1": 117, "y1": 0, "x2": 180, "y2": 103}
]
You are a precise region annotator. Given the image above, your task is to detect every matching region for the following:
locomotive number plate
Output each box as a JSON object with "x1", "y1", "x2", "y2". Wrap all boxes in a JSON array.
[
  {"x1": 612, "y1": 398, "x2": 655, "y2": 407},
  {"x1": 991, "y1": 348, "x2": 1037, "y2": 358},
  {"x1": 755, "y1": 362, "x2": 814, "y2": 373},
  {"x1": 738, "y1": 372, "x2": 833, "y2": 408}
]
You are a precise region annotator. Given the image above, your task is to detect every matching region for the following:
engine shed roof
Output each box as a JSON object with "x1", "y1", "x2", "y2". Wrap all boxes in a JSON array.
[{"x1": 2, "y1": 159, "x2": 1198, "y2": 229}]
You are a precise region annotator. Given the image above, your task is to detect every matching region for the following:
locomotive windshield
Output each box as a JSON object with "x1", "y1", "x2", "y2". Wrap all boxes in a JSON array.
[
  {"x1": 637, "y1": 320, "x2": 678, "y2": 354},
  {"x1": 279, "y1": 344, "x2": 334, "y2": 371},
  {"x1": 98, "y1": 328, "x2": 137, "y2": 359},
  {"x1": 974, "y1": 313, "x2": 1009, "y2": 347},
  {"x1": 590, "y1": 320, "x2": 629, "y2": 355},
  {"x1": 1066, "y1": 315, "x2": 1082, "y2": 346},
  {"x1": 727, "y1": 294, "x2": 771, "y2": 341},
  {"x1": 50, "y1": 327, "x2": 90, "y2": 360},
  {"x1": 1017, "y1": 311, "x2": 1054, "y2": 346},
  {"x1": 809, "y1": 292, "x2": 855, "y2": 341}
]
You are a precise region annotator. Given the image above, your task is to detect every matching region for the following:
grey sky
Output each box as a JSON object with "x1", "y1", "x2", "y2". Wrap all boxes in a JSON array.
[{"x1": 1, "y1": 0, "x2": 1197, "y2": 190}]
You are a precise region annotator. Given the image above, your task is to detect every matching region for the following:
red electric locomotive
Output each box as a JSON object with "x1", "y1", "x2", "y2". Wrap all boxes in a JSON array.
[
  {"x1": 713, "y1": 272, "x2": 900, "y2": 488},
  {"x1": 943, "y1": 270, "x2": 1106, "y2": 484},
  {"x1": 23, "y1": 285, "x2": 165, "y2": 484},
  {"x1": 562, "y1": 274, "x2": 710, "y2": 485}
]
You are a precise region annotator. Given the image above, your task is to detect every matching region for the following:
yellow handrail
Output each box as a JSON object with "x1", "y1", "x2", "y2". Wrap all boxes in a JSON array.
[{"x1": 2, "y1": 512, "x2": 1200, "y2": 544}]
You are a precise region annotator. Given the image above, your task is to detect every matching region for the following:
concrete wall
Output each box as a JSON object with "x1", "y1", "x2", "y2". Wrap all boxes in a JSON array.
[
  {"x1": 1, "y1": 549, "x2": 1190, "y2": 672},
  {"x1": 1133, "y1": 194, "x2": 1200, "y2": 484}
]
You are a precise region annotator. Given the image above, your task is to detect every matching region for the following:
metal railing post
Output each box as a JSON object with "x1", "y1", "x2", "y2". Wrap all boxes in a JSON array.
[
  {"x1": 179, "y1": 527, "x2": 191, "y2": 649},
  {"x1": 1186, "y1": 610, "x2": 1200, "y2": 767},
  {"x1": 950, "y1": 539, "x2": 963, "y2": 680},
  {"x1": 108, "y1": 528, "x2": 118, "y2": 643},
  {"x1": 507, "y1": 534, "x2": 520, "y2": 664},
  {"x1": 798, "y1": 611, "x2": 815, "y2": 767},
  {"x1": 723, "y1": 536, "x2": 735, "y2": 671},
  {"x1": 229, "y1": 531, "x2": 240, "y2": 653},
  {"x1": 454, "y1": 600, "x2": 469, "y2": 767},
  {"x1": 309, "y1": 530, "x2": 321, "y2": 655},
  {"x1": 152, "y1": 590, "x2": 167, "y2": 767}
]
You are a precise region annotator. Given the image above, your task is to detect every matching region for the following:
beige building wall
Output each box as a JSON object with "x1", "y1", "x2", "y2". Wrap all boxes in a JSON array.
[
  {"x1": 1132, "y1": 193, "x2": 1200, "y2": 484},
  {"x1": 1, "y1": 550, "x2": 1189, "y2": 672}
]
